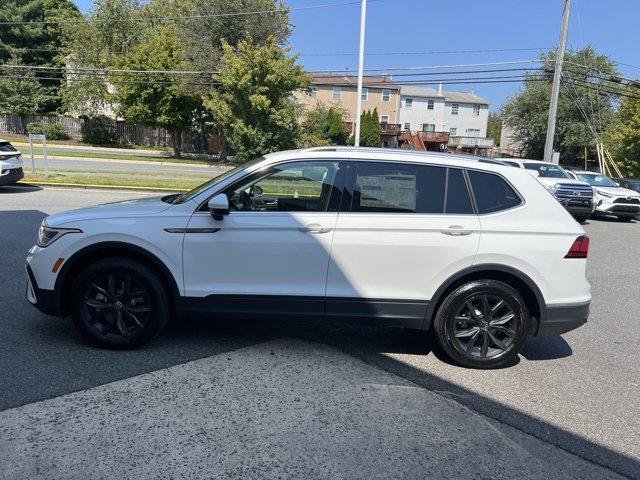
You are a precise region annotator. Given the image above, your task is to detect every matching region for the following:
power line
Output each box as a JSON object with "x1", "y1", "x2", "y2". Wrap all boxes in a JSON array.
[
  {"x1": 297, "y1": 47, "x2": 551, "y2": 57},
  {"x1": 0, "y1": 0, "x2": 377, "y2": 26}
]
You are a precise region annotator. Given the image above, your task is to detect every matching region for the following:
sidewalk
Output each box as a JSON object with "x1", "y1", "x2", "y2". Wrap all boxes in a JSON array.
[
  {"x1": 12, "y1": 141, "x2": 169, "y2": 157},
  {"x1": 0, "y1": 338, "x2": 621, "y2": 479}
]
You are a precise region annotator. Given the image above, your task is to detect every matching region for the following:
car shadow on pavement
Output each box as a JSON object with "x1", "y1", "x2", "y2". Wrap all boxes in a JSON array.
[{"x1": 0, "y1": 184, "x2": 43, "y2": 194}]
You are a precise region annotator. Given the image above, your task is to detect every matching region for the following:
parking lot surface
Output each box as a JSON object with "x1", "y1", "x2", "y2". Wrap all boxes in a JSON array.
[{"x1": 0, "y1": 184, "x2": 638, "y2": 478}]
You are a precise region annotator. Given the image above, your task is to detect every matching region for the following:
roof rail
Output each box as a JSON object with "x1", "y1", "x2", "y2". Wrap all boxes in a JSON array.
[{"x1": 301, "y1": 146, "x2": 506, "y2": 164}]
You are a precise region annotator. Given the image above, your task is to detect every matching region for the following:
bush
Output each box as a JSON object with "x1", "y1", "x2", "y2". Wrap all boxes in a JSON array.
[
  {"x1": 81, "y1": 120, "x2": 115, "y2": 145},
  {"x1": 27, "y1": 122, "x2": 69, "y2": 140}
]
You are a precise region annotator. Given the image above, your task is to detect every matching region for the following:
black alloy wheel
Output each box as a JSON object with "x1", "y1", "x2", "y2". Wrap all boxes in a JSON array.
[
  {"x1": 71, "y1": 258, "x2": 170, "y2": 349},
  {"x1": 433, "y1": 280, "x2": 530, "y2": 369}
]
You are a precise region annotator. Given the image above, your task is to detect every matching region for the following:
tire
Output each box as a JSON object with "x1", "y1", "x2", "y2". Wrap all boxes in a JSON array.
[
  {"x1": 574, "y1": 215, "x2": 588, "y2": 224},
  {"x1": 433, "y1": 280, "x2": 530, "y2": 369},
  {"x1": 617, "y1": 216, "x2": 634, "y2": 222},
  {"x1": 70, "y1": 258, "x2": 170, "y2": 349}
]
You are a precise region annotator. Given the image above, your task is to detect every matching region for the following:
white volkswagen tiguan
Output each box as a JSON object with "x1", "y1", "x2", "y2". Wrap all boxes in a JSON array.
[{"x1": 26, "y1": 147, "x2": 591, "y2": 368}]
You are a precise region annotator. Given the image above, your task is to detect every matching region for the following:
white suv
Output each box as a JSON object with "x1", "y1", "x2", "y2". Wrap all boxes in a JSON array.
[
  {"x1": 0, "y1": 139, "x2": 24, "y2": 186},
  {"x1": 26, "y1": 147, "x2": 591, "y2": 368},
  {"x1": 568, "y1": 170, "x2": 640, "y2": 221}
]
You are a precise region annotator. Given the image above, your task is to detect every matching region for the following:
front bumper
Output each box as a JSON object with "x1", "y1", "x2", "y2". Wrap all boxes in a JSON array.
[
  {"x1": 556, "y1": 197, "x2": 594, "y2": 216},
  {"x1": 25, "y1": 265, "x2": 61, "y2": 316},
  {"x1": 536, "y1": 301, "x2": 589, "y2": 336},
  {"x1": 0, "y1": 167, "x2": 24, "y2": 186},
  {"x1": 596, "y1": 201, "x2": 640, "y2": 216}
]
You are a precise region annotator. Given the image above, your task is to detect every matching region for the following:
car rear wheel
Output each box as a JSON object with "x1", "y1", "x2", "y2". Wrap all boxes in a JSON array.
[
  {"x1": 433, "y1": 280, "x2": 530, "y2": 369},
  {"x1": 617, "y1": 215, "x2": 634, "y2": 222},
  {"x1": 70, "y1": 258, "x2": 170, "y2": 349}
]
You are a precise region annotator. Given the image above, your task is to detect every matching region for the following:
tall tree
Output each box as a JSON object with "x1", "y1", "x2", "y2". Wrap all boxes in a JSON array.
[
  {"x1": 0, "y1": 63, "x2": 49, "y2": 115},
  {"x1": 0, "y1": 0, "x2": 81, "y2": 113},
  {"x1": 205, "y1": 38, "x2": 308, "y2": 161},
  {"x1": 487, "y1": 112, "x2": 502, "y2": 146},
  {"x1": 111, "y1": 28, "x2": 203, "y2": 157},
  {"x1": 609, "y1": 91, "x2": 640, "y2": 177},
  {"x1": 502, "y1": 46, "x2": 617, "y2": 162},
  {"x1": 359, "y1": 108, "x2": 381, "y2": 147}
]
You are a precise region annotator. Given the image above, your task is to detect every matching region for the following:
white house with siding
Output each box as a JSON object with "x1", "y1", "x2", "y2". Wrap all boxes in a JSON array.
[{"x1": 398, "y1": 84, "x2": 493, "y2": 153}]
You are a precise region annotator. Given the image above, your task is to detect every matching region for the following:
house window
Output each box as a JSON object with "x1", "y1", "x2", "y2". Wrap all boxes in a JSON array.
[
  {"x1": 404, "y1": 97, "x2": 413, "y2": 108},
  {"x1": 473, "y1": 105, "x2": 480, "y2": 116},
  {"x1": 307, "y1": 86, "x2": 317, "y2": 98},
  {"x1": 361, "y1": 87, "x2": 368, "y2": 101},
  {"x1": 332, "y1": 86, "x2": 342, "y2": 101},
  {"x1": 467, "y1": 128, "x2": 480, "y2": 137},
  {"x1": 427, "y1": 100, "x2": 434, "y2": 110},
  {"x1": 382, "y1": 89, "x2": 390, "y2": 102},
  {"x1": 403, "y1": 122, "x2": 411, "y2": 131},
  {"x1": 450, "y1": 127, "x2": 457, "y2": 136},
  {"x1": 451, "y1": 103, "x2": 459, "y2": 115},
  {"x1": 421, "y1": 123, "x2": 435, "y2": 132},
  {"x1": 380, "y1": 115, "x2": 389, "y2": 124}
]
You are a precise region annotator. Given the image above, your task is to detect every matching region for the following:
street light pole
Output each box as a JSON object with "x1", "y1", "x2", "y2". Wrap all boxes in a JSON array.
[
  {"x1": 354, "y1": 0, "x2": 367, "y2": 147},
  {"x1": 543, "y1": 0, "x2": 572, "y2": 163}
]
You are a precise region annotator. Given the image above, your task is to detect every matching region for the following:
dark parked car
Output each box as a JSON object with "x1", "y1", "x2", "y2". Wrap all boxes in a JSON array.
[{"x1": 614, "y1": 178, "x2": 640, "y2": 194}]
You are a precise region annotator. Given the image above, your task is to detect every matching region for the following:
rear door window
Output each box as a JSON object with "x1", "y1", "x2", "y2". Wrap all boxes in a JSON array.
[
  {"x1": 445, "y1": 169, "x2": 474, "y2": 214},
  {"x1": 468, "y1": 170, "x2": 522, "y2": 214},
  {"x1": 349, "y1": 162, "x2": 446, "y2": 213}
]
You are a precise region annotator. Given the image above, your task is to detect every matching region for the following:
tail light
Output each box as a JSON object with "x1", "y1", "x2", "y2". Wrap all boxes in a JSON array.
[{"x1": 565, "y1": 235, "x2": 590, "y2": 258}]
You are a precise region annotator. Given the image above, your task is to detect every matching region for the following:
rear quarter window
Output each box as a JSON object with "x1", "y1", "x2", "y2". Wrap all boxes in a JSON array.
[{"x1": 468, "y1": 170, "x2": 522, "y2": 214}]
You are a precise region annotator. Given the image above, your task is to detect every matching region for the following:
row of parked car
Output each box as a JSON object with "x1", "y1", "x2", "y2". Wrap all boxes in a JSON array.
[{"x1": 501, "y1": 159, "x2": 640, "y2": 222}]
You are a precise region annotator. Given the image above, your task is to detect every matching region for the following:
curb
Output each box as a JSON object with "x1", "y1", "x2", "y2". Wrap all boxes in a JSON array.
[{"x1": 20, "y1": 181, "x2": 181, "y2": 193}]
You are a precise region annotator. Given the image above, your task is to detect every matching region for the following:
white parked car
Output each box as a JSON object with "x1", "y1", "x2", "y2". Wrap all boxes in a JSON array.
[
  {"x1": 567, "y1": 170, "x2": 640, "y2": 221},
  {"x1": 0, "y1": 139, "x2": 24, "y2": 186},
  {"x1": 26, "y1": 147, "x2": 591, "y2": 368},
  {"x1": 501, "y1": 159, "x2": 594, "y2": 222}
]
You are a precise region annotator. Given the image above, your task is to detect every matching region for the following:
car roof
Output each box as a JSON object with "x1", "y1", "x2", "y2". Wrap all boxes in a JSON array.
[{"x1": 262, "y1": 147, "x2": 512, "y2": 171}]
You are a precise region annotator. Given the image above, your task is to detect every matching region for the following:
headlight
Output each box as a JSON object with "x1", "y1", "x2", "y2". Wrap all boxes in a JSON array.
[
  {"x1": 37, "y1": 224, "x2": 82, "y2": 247},
  {"x1": 544, "y1": 184, "x2": 556, "y2": 193},
  {"x1": 596, "y1": 189, "x2": 614, "y2": 198}
]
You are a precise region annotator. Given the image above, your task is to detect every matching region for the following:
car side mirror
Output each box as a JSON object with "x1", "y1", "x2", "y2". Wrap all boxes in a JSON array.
[{"x1": 208, "y1": 193, "x2": 229, "y2": 221}]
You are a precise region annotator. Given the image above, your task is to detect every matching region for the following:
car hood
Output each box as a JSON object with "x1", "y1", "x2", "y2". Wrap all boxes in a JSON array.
[
  {"x1": 593, "y1": 186, "x2": 640, "y2": 197},
  {"x1": 45, "y1": 195, "x2": 173, "y2": 226},
  {"x1": 536, "y1": 177, "x2": 590, "y2": 188}
]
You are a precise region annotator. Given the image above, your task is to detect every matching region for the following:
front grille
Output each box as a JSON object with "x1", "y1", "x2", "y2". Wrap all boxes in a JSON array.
[
  {"x1": 555, "y1": 183, "x2": 593, "y2": 199},
  {"x1": 613, "y1": 197, "x2": 640, "y2": 205}
]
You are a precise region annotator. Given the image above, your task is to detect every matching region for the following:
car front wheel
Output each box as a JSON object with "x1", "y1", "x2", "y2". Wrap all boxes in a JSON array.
[
  {"x1": 70, "y1": 258, "x2": 170, "y2": 349},
  {"x1": 433, "y1": 280, "x2": 530, "y2": 369}
]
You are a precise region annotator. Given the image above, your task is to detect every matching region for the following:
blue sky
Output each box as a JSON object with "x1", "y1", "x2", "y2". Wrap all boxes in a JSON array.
[{"x1": 71, "y1": 0, "x2": 640, "y2": 110}]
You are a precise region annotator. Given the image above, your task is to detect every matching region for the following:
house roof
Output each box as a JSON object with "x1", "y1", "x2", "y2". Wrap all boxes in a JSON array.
[
  {"x1": 398, "y1": 84, "x2": 489, "y2": 105},
  {"x1": 308, "y1": 73, "x2": 400, "y2": 89}
]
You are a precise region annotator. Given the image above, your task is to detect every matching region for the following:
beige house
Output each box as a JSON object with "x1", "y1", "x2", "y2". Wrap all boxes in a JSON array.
[{"x1": 296, "y1": 74, "x2": 402, "y2": 131}]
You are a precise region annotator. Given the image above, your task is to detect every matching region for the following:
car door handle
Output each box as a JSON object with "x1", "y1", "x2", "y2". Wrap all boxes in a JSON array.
[
  {"x1": 441, "y1": 225, "x2": 473, "y2": 236},
  {"x1": 299, "y1": 223, "x2": 332, "y2": 234}
]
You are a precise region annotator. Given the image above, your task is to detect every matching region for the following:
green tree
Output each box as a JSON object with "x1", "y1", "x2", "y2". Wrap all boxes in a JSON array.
[
  {"x1": 0, "y1": 0, "x2": 81, "y2": 113},
  {"x1": 359, "y1": 108, "x2": 381, "y2": 147},
  {"x1": 0, "y1": 64, "x2": 50, "y2": 115},
  {"x1": 487, "y1": 112, "x2": 502, "y2": 146},
  {"x1": 502, "y1": 46, "x2": 617, "y2": 161},
  {"x1": 205, "y1": 38, "x2": 308, "y2": 161},
  {"x1": 609, "y1": 92, "x2": 640, "y2": 177},
  {"x1": 112, "y1": 28, "x2": 203, "y2": 157},
  {"x1": 299, "y1": 103, "x2": 348, "y2": 147}
]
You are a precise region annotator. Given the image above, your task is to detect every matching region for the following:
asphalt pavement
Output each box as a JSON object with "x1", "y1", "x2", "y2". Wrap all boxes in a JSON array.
[{"x1": 0, "y1": 185, "x2": 638, "y2": 479}]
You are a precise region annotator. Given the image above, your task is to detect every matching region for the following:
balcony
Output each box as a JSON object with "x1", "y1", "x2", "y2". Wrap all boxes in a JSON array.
[
  {"x1": 380, "y1": 123, "x2": 401, "y2": 135},
  {"x1": 448, "y1": 136, "x2": 495, "y2": 149},
  {"x1": 417, "y1": 131, "x2": 450, "y2": 143}
]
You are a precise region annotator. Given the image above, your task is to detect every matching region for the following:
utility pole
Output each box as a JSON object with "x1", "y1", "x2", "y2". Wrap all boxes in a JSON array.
[
  {"x1": 354, "y1": 0, "x2": 367, "y2": 147},
  {"x1": 543, "y1": 0, "x2": 572, "y2": 163}
]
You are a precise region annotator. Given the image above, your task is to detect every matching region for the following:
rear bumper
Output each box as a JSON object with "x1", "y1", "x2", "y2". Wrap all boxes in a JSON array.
[
  {"x1": 536, "y1": 301, "x2": 589, "y2": 336},
  {"x1": 0, "y1": 167, "x2": 24, "y2": 186},
  {"x1": 25, "y1": 265, "x2": 61, "y2": 316}
]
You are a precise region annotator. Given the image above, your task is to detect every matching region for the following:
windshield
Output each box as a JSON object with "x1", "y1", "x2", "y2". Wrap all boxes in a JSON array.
[
  {"x1": 172, "y1": 157, "x2": 265, "y2": 204},
  {"x1": 523, "y1": 163, "x2": 569, "y2": 178},
  {"x1": 577, "y1": 173, "x2": 618, "y2": 187}
]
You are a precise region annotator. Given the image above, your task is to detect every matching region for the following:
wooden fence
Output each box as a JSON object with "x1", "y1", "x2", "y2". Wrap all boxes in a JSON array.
[{"x1": 0, "y1": 114, "x2": 221, "y2": 154}]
